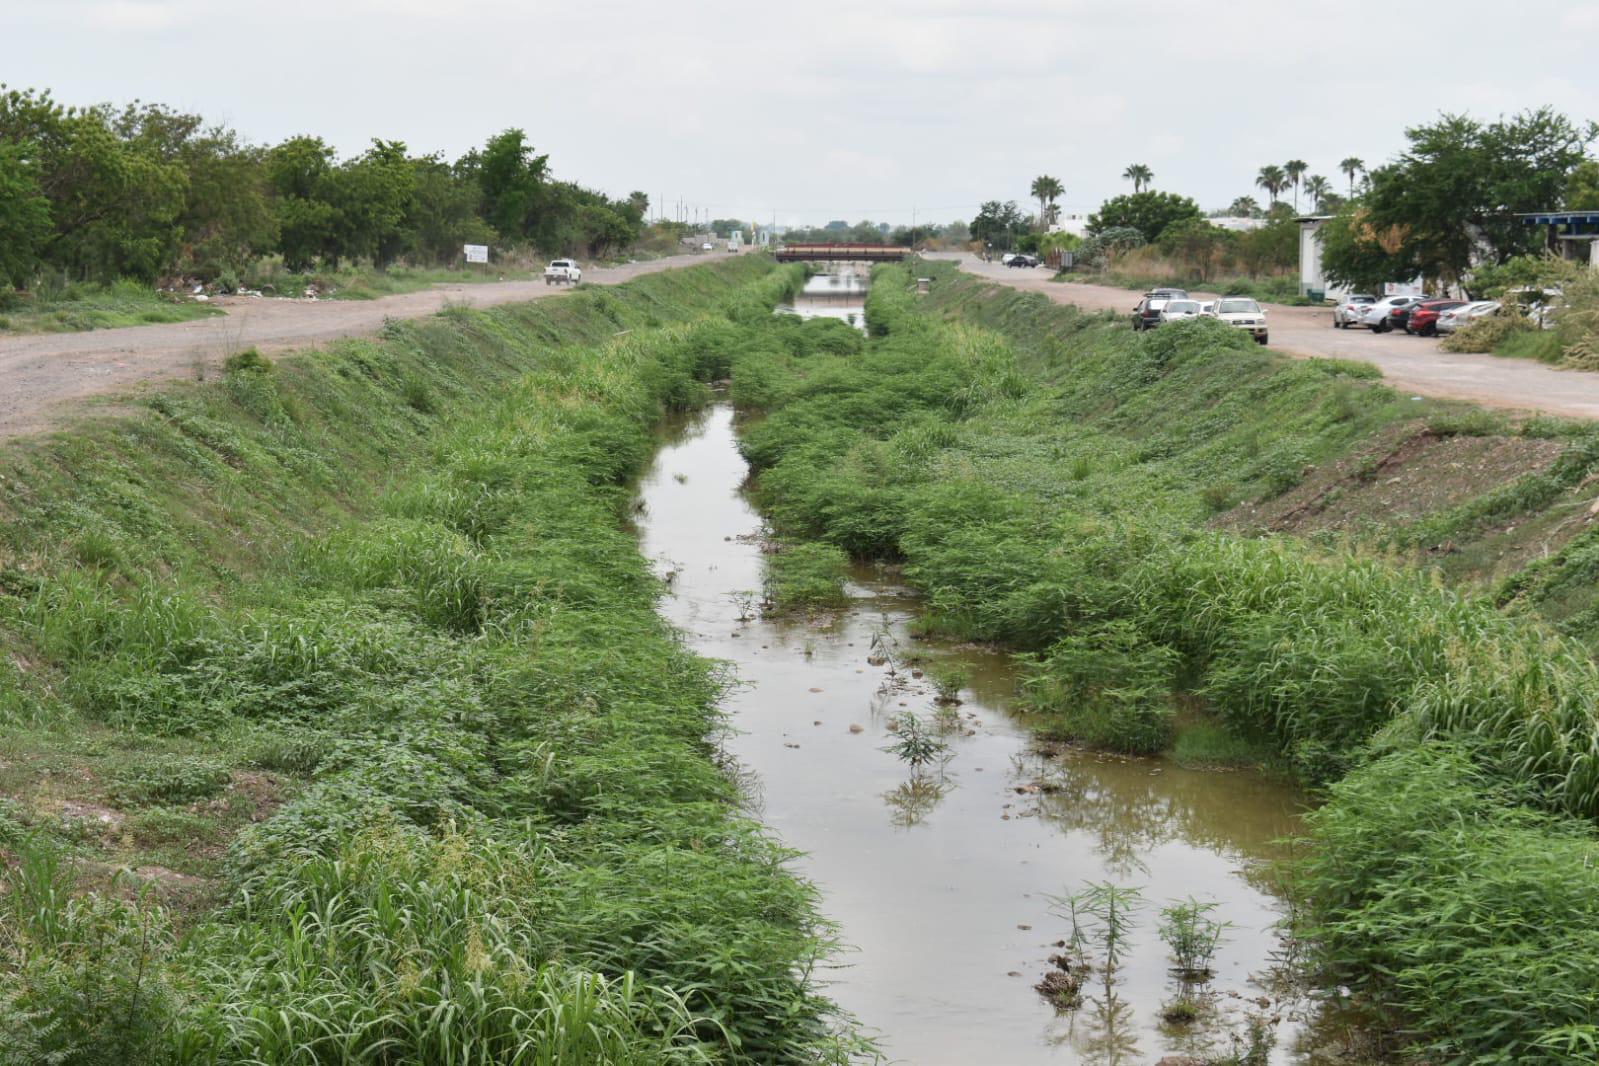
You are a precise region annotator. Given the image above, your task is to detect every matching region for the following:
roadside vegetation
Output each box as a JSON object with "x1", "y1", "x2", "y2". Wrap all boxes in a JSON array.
[
  {"x1": 0, "y1": 258, "x2": 878, "y2": 1062},
  {"x1": 728, "y1": 259, "x2": 1599, "y2": 1059},
  {"x1": 0, "y1": 85, "x2": 682, "y2": 333}
]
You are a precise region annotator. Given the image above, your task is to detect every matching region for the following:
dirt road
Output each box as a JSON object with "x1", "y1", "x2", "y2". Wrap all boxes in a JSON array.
[
  {"x1": 930, "y1": 253, "x2": 1599, "y2": 420},
  {"x1": 0, "y1": 251, "x2": 735, "y2": 439}
]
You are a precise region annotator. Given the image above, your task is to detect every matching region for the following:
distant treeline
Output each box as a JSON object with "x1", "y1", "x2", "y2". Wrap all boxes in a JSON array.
[{"x1": 0, "y1": 86, "x2": 651, "y2": 287}]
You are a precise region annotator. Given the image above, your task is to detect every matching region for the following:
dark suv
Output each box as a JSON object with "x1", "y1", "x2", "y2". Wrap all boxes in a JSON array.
[
  {"x1": 1006, "y1": 253, "x2": 1040, "y2": 268},
  {"x1": 1131, "y1": 289, "x2": 1189, "y2": 331}
]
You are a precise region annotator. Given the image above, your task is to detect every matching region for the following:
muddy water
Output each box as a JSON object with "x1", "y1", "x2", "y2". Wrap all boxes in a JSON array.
[{"x1": 637, "y1": 279, "x2": 1313, "y2": 1064}]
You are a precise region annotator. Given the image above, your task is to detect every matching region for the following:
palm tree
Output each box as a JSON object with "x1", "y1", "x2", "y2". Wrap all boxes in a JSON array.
[
  {"x1": 1340, "y1": 157, "x2": 1365, "y2": 196},
  {"x1": 1030, "y1": 174, "x2": 1064, "y2": 228},
  {"x1": 1283, "y1": 159, "x2": 1309, "y2": 211},
  {"x1": 1303, "y1": 175, "x2": 1332, "y2": 213},
  {"x1": 1256, "y1": 164, "x2": 1287, "y2": 205},
  {"x1": 1122, "y1": 164, "x2": 1153, "y2": 193},
  {"x1": 1227, "y1": 196, "x2": 1261, "y2": 218}
]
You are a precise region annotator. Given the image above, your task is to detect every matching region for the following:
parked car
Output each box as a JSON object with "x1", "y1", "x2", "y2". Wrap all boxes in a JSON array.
[
  {"x1": 1158, "y1": 299, "x2": 1205, "y2": 324},
  {"x1": 1333, "y1": 294, "x2": 1378, "y2": 328},
  {"x1": 1006, "y1": 253, "x2": 1040, "y2": 268},
  {"x1": 1199, "y1": 300, "x2": 1216, "y2": 315},
  {"x1": 1434, "y1": 301, "x2": 1501, "y2": 334},
  {"x1": 543, "y1": 259, "x2": 582, "y2": 285},
  {"x1": 1359, "y1": 295, "x2": 1423, "y2": 333},
  {"x1": 1405, "y1": 300, "x2": 1467, "y2": 337},
  {"x1": 1130, "y1": 289, "x2": 1188, "y2": 331},
  {"x1": 1210, "y1": 296, "x2": 1269, "y2": 344}
]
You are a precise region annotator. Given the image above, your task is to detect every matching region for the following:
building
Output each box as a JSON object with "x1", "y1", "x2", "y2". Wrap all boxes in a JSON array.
[
  {"x1": 1519, "y1": 211, "x2": 1599, "y2": 269},
  {"x1": 1294, "y1": 215, "x2": 1340, "y2": 300},
  {"x1": 1048, "y1": 213, "x2": 1090, "y2": 238},
  {"x1": 1209, "y1": 216, "x2": 1267, "y2": 233}
]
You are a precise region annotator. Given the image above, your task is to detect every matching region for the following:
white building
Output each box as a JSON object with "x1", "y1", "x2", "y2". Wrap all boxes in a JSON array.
[
  {"x1": 1295, "y1": 216, "x2": 1342, "y2": 300},
  {"x1": 1048, "y1": 213, "x2": 1090, "y2": 238}
]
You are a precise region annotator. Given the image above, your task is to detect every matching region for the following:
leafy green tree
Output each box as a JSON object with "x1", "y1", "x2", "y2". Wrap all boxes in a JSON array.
[
  {"x1": 1352, "y1": 109, "x2": 1596, "y2": 288},
  {"x1": 407, "y1": 153, "x2": 491, "y2": 264},
  {"x1": 970, "y1": 200, "x2": 1027, "y2": 249},
  {"x1": 1122, "y1": 164, "x2": 1153, "y2": 193},
  {"x1": 266, "y1": 135, "x2": 337, "y2": 271},
  {"x1": 326, "y1": 139, "x2": 415, "y2": 268},
  {"x1": 475, "y1": 128, "x2": 550, "y2": 242},
  {"x1": 1317, "y1": 206, "x2": 1409, "y2": 292},
  {"x1": 1156, "y1": 218, "x2": 1232, "y2": 281},
  {"x1": 1087, "y1": 190, "x2": 1202, "y2": 244},
  {"x1": 1566, "y1": 159, "x2": 1599, "y2": 210},
  {"x1": 0, "y1": 140, "x2": 51, "y2": 286},
  {"x1": 1234, "y1": 215, "x2": 1299, "y2": 276}
]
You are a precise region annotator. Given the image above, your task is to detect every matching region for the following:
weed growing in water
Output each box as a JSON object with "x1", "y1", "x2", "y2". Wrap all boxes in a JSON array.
[
  {"x1": 1158, "y1": 897, "x2": 1230, "y2": 979},
  {"x1": 882, "y1": 711, "x2": 951, "y2": 772}
]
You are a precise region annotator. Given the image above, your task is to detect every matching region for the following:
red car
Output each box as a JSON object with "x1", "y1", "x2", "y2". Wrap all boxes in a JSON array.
[{"x1": 1404, "y1": 299, "x2": 1467, "y2": 337}]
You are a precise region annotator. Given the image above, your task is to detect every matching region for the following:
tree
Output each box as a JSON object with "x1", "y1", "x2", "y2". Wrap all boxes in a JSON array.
[
  {"x1": 407, "y1": 153, "x2": 491, "y2": 264},
  {"x1": 266, "y1": 135, "x2": 337, "y2": 271},
  {"x1": 475, "y1": 128, "x2": 551, "y2": 242},
  {"x1": 1350, "y1": 109, "x2": 1596, "y2": 289},
  {"x1": 1030, "y1": 174, "x2": 1064, "y2": 227},
  {"x1": 1226, "y1": 196, "x2": 1262, "y2": 218},
  {"x1": 1087, "y1": 190, "x2": 1202, "y2": 244},
  {"x1": 1304, "y1": 175, "x2": 1332, "y2": 213},
  {"x1": 1566, "y1": 160, "x2": 1599, "y2": 210},
  {"x1": 1156, "y1": 218, "x2": 1232, "y2": 281},
  {"x1": 970, "y1": 200, "x2": 1027, "y2": 249},
  {"x1": 1122, "y1": 164, "x2": 1153, "y2": 193},
  {"x1": 0, "y1": 140, "x2": 51, "y2": 286},
  {"x1": 1339, "y1": 157, "x2": 1365, "y2": 196},
  {"x1": 1284, "y1": 159, "x2": 1309, "y2": 211},
  {"x1": 1256, "y1": 165, "x2": 1287, "y2": 205},
  {"x1": 1318, "y1": 207, "x2": 1408, "y2": 292}
]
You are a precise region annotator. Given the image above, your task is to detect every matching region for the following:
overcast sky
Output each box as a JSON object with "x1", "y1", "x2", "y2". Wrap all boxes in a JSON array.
[{"x1": 6, "y1": 0, "x2": 1598, "y2": 226}]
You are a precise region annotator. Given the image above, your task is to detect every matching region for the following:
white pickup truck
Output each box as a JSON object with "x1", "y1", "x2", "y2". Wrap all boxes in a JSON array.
[{"x1": 543, "y1": 259, "x2": 582, "y2": 285}]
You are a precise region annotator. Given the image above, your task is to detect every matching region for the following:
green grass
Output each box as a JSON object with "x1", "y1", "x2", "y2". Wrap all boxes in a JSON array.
[
  {"x1": 722, "y1": 259, "x2": 1599, "y2": 1060},
  {"x1": 0, "y1": 258, "x2": 873, "y2": 1062},
  {"x1": 1494, "y1": 326, "x2": 1565, "y2": 363},
  {"x1": 0, "y1": 279, "x2": 222, "y2": 335}
]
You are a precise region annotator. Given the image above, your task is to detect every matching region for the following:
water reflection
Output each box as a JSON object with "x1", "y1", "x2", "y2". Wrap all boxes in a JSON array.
[{"x1": 775, "y1": 267, "x2": 870, "y2": 331}]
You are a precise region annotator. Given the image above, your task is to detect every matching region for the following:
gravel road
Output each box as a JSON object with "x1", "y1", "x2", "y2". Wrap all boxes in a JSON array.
[
  {"x1": 930, "y1": 253, "x2": 1599, "y2": 420},
  {"x1": 0, "y1": 251, "x2": 735, "y2": 439}
]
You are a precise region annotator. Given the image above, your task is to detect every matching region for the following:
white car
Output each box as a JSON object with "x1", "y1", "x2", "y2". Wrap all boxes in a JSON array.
[
  {"x1": 1359, "y1": 295, "x2": 1423, "y2": 333},
  {"x1": 1210, "y1": 297, "x2": 1269, "y2": 344},
  {"x1": 1159, "y1": 299, "x2": 1205, "y2": 324},
  {"x1": 543, "y1": 259, "x2": 582, "y2": 285},
  {"x1": 1333, "y1": 294, "x2": 1378, "y2": 328},
  {"x1": 1435, "y1": 301, "x2": 1500, "y2": 335},
  {"x1": 701, "y1": 242, "x2": 714, "y2": 252}
]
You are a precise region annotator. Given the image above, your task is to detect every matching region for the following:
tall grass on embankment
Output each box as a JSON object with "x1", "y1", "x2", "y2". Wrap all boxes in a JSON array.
[
  {"x1": 0, "y1": 259, "x2": 878, "y2": 1063},
  {"x1": 725, "y1": 260, "x2": 1599, "y2": 1059}
]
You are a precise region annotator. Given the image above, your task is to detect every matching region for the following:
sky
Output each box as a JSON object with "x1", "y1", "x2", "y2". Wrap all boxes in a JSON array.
[{"x1": 6, "y1": 0, "x2": 1599, "y2": 227}]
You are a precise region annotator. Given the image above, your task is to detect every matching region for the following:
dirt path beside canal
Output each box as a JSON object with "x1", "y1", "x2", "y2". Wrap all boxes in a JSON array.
[
  {"x1": 928, "y1": 252, "x2": 1599, "y2": 421},
  {"x1": 0, "y1": 250, "x2": 736, "y2": 440}
]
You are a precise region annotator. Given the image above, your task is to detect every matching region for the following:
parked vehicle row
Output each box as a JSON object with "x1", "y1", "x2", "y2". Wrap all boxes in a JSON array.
[
  {"x1": 1332, "y1": 292, "x2": 1506, "y2": 337},
  {"x1": 1130, "y1": 289, "x2": 1268, "y2": 344}
]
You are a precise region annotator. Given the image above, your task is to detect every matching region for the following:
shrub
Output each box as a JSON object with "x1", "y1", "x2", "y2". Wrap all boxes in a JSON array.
[
  {"x1": 1021, "y1": 621, "x2": 1178, "y2": 754},
  {"x1": 762, "y1": 540, "x2": 849, "y2": 611}
]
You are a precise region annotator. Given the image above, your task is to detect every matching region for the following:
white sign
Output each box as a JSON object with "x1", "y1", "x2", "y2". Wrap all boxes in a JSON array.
[{"x1": 464, "y1": 244, "x2": 489, "y2": 264}]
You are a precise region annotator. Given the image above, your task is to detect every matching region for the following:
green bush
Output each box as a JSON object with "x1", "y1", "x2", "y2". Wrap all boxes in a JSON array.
[
  {"x1": 1021, "y1": 621, "x2": 1179, "y2": 754},
  {"x1": 763, "y1": 540, "x2": 849, "y2": 610}
]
